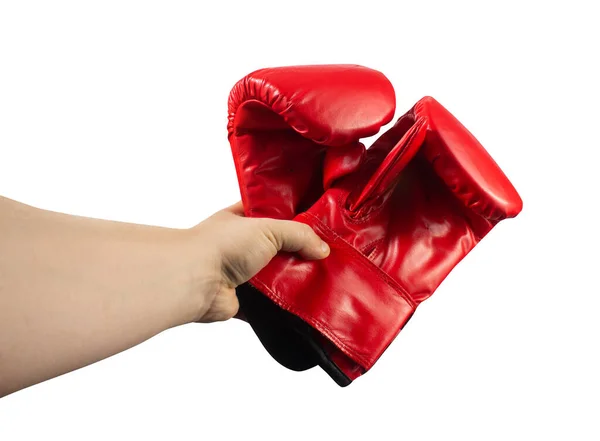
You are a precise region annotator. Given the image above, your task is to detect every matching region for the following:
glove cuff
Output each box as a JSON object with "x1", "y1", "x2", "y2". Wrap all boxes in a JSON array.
[{"x1": 248, "y1": 212, "x2": 416, "y2": 384}]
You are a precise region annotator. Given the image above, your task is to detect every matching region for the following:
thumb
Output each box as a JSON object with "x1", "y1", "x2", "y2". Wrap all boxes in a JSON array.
[{"x1": 262, "y1": 219, "x2": 330, "y2": 260}]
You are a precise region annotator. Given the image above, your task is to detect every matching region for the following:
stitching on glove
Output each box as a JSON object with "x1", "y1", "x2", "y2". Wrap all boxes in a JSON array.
[{"x1": 301, "y1": 211, "x2": 415, "y2": 307}]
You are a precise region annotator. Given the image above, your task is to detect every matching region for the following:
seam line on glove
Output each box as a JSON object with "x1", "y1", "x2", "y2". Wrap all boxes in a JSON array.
[{"x1": 301, "y1": 211, "x2": 416, "y2": 308}]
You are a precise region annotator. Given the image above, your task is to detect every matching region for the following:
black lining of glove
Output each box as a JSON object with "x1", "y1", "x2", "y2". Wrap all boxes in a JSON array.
[{"x1": 236, "y1": 283, "x2": 352, "y2": 387}]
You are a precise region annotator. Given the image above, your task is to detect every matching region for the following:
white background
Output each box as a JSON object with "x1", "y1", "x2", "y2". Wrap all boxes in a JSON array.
[{"x1": 0, "y1": 1, "x2": 598, "y2": 439}]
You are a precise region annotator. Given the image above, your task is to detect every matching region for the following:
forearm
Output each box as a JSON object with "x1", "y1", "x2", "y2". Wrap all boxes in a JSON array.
[{"x1": 0, "y1": 196, "x2": 201, "y2": 396}]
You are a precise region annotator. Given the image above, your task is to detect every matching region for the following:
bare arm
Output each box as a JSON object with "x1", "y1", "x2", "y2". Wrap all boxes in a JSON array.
[{"x1": 0, "y1": 197, "x2": 328, "y2": 397}]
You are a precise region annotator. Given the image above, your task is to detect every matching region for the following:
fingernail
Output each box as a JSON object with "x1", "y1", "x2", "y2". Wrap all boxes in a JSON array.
[{"x1": 321, "y1": 241, "x2": 330, "y2": 256}]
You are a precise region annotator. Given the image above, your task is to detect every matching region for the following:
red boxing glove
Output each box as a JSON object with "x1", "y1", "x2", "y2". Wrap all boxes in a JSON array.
[
  {"x1": 227, "y1": 65, "x2": 396, "y2": 374},
  {"x1": 228, "y1": 64, "x2": 395, "y2": 219},
  {"x1": 244, "y1": 95, "x2": 522, "y2": 385}
]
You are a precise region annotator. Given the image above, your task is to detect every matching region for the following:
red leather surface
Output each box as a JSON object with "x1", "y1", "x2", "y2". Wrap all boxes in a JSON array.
[
  {"x1": 413, "y1": 97, "x2": 523, "y2": 221},
  {"x1": 251, "y1": 212, "x2": 415, "y2": 370},
  {"x1": 249, "y1": 95, "x2": 522, "y2": 377},
  {"x1": 228, "y1": 65, "x2": 395, "y2": 219}
]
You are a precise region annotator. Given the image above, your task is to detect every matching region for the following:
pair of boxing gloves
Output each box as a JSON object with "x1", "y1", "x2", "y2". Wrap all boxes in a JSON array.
[{"x1": 226, "y1": 65, "x2": 522, "y2": 386}]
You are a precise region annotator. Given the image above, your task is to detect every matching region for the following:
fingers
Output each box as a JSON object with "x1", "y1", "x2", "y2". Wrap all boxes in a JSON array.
[{"x1": 262, "y1": 219, "x2": 330, "y2": 260}]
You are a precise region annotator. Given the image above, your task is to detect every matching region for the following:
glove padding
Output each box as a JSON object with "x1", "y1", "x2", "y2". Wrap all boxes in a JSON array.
[{"x1": 228, "y1": 64, "x2": 395, "y2": 219}]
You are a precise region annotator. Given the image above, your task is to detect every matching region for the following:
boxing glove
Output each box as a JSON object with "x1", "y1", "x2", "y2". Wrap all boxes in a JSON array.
[
  {"x1": 227, "y1": 65, "x2": 396, "y2": 373},
  {"x1": 228, "y1": 64, "x2": 395, "y2": 219},
  {"x1": 247, "y1": 96, "x2": 523, "y2": 386}
]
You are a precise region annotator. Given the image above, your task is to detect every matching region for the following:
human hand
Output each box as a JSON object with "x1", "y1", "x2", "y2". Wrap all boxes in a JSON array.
[
  {"x1": 186, "y1": 202, "x2": 330, "y2": 323},
  {"x1": 0, "y1": 197, "x2": 330, "y2": 395}
]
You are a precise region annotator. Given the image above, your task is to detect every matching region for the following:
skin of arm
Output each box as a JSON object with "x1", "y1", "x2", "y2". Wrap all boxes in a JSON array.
[{"x1": 0, "y1": 196, "x2": 329, "y2": 397}]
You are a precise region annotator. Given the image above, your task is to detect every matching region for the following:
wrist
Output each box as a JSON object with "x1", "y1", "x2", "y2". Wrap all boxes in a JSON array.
[{"x1": 170, "y1": 226, "x2": 223, "y2": 326}]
